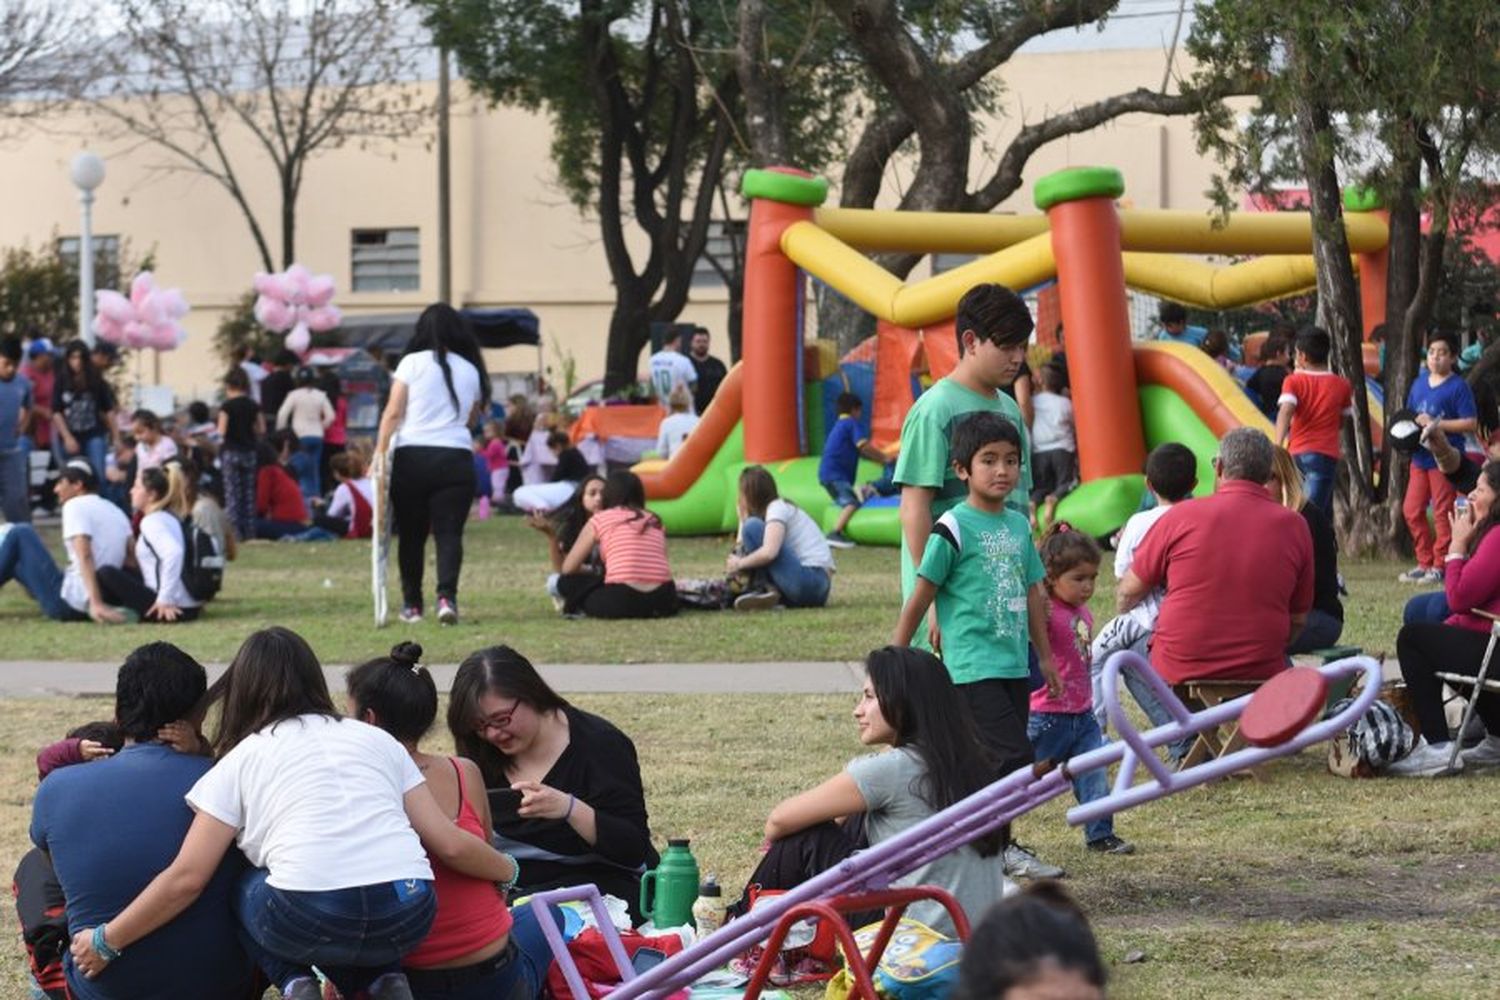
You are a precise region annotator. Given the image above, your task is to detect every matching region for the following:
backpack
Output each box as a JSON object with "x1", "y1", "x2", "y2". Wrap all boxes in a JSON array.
[
  {"x1": 143, "y1": 515, "x2": 225, "y2": 603},
  {"x1": 1326, "y1": 697, "x2": 1415, "y2": 777}
]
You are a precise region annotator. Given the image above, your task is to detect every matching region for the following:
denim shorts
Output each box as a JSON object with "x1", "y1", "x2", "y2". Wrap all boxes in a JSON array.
[{"x1": 822, "y1": 479, "x2": 859, "y2": 508}]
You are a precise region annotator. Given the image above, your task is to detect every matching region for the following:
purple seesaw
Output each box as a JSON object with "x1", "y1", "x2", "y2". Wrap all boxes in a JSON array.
[{"x1": 528, "y1": 652, "x2": 1383, "y2": 1000}]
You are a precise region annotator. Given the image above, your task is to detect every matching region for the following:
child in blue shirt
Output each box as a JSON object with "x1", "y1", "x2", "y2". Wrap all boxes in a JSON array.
[
  {"x1": 818, "y1": 392, "x2": 889, "y2": 549},
  {"x1": 1401, "y1": 331, "x2": 1478, "y2": 582}
]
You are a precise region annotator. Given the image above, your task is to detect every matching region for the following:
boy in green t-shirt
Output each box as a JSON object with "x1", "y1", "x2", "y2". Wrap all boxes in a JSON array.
[{"x1": 893, "y1": 410, "x2": 1063, "y2": 879}]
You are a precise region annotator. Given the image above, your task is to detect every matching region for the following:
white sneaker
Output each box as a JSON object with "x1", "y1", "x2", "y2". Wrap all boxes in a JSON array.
[
  {"x1": 1460, "y1": 734, "x2": 1500, "y2": 770},
  {"x1": 1385, "y1": 738, "x2": 1464, "y2": 777},
  {"x1": 1397, "y1": 566, "x2": 1429, "y2": 583},
  {"x1": 1003, "y1": 842, "x2": 1066, "y2": 879}
]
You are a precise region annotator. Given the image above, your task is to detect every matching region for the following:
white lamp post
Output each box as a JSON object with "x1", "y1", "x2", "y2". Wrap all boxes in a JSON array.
[{"x1": 69, "y1": 152, "x2": 106, "y2": 347}]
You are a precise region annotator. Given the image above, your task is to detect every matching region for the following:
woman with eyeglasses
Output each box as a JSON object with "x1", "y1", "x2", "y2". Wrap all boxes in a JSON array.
[{"x1": 448, "y1": 645, "x2": 658, "y2": 922}]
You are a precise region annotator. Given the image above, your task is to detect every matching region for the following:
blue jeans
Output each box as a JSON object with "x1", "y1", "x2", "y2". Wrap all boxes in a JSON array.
[
  {"x1": 741, "y1": 516, "x2": 831, "y2": 607},
  {"x1": 0, "y1": 524, "x2": 78, "y2": 620},
  {"x1": 57, "y1": 432, "x2": 108, "y2": 485},
  {"x1": 235, "y1": 869, "x2": 436, "y2": 996},
  {"x1": 1026, "y1": 712, "x2": 1114, "y2": 844},
  {"x1": 1294, "y1": 452, "x2": 1336, "y2": 519},
  {"x1": 1404, "y1": 590, "x2": 1450, "y2": 625},
  {"x1": 294, "y1": 436, "x2": 324, "y2": 498},
  {"x1": 405, "y1": 904, "x2": 559, "y2": 1000},
  {"x1": 1287, "y1": 608, "x2": 1343, "y2": 654},
  {"x1": 0, "y1": 447, "x2": 29, "y2": 523}
]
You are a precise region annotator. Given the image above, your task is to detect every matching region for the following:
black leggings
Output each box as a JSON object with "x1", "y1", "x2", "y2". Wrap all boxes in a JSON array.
[
  {"x1": 557, "y1": 576, "x2": 678, "y2": 619},
  {"x1": 96, "y1": 566, "x2": 201, "y2": 623},
  {"x1": 728, "y1": 820, "x2": 870, "y2": 922},
  {"x1": 959, "y1": 677, "x2": 1033, "y2": 849},
  {"x1": 1396, "y1": 622, "x2": 1500, "y2": 743},
  {"x1": 391, "y1": 446, "x2": 473, "y2": 608}
]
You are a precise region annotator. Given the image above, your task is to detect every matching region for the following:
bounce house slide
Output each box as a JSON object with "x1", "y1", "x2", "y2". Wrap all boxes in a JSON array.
[{"x1": 640, "y1": 340, "x2": 1367, "y2": 545}]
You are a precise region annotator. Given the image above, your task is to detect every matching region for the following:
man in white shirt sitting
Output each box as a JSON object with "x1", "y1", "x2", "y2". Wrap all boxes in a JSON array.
[
  {"x1": 648, "y1": 335, "x2": 698, "y2": 414},
  {"x1": 0, "y1": 459, "x2": 132, "y2": 622}
]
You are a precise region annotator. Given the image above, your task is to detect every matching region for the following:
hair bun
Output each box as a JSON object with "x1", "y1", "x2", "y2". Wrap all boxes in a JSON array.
[{"x1": 390, "y1": 641, "x2": 424, "y2": 667}]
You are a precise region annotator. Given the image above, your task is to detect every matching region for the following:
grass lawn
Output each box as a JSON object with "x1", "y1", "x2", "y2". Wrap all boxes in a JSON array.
[
  {"x1": 0, "y1": 513, "x2": 1432, "y2": 663},
  {"x1": 2, "y1": 515, "x2": 1495, "y2": 997}
]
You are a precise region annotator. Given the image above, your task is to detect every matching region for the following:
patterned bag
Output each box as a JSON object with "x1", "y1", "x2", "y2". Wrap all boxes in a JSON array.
[{"x1": 1327, "y1": 697, "x2": 1415, "y2": 777}]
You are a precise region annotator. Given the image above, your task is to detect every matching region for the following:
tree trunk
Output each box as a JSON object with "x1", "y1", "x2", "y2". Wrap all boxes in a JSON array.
[
  {"x1": 603, "y1": 286, "x2": 652, "y2": 394},
  {"x1": 1377, "y1": 166, "x2": 1424, "y2": 556}
]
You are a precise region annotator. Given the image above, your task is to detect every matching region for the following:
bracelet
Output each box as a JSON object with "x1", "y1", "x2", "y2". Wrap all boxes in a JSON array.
[
  {"x1": 93, "y1": 923, "x2": 122, "y2": 963},
  {"x1": 497, "y1": 852, "x2": 520, "y2": 894},
  {"x1": 1445, "y1": 552, "x2": 1466, "y2": 562},
  {"x1": 565, "y1": 793, "x2": 576, "y2": 820}
]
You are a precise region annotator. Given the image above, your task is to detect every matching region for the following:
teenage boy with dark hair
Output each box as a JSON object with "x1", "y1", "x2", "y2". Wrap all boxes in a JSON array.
[
  {"x1": 894, "y1": 286, "x2": 1062, "y2": 879},
  {"x1": 1156, "y1": 302, "x2": 1206, "y2": 348},
  {"x1": 1399, "y1": 330, "x2": 1478, "y2": 583},
  {"x1": 1274, "y1": 326, "x2": 1352, "y2": 519},
  {"x1": 29, "y1": 642, "x2": 255, "y2": 1000},
  {"x1": 819, "y1": 392, "x2": 888, "y2": 548}
]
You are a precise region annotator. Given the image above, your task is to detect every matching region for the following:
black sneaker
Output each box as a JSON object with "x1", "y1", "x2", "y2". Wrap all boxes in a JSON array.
[
  {"x1": 1086, "y1": 834, "x2": 1135, "y2": 855},
  {"x1": 734, "y1": 588, "x2": 781, "y2": 612}
]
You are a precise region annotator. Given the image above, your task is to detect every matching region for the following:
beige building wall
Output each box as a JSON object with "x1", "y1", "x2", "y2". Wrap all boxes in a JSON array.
[{"x1": 0, "y1": 47, "x2": 1228, "y2": 402}]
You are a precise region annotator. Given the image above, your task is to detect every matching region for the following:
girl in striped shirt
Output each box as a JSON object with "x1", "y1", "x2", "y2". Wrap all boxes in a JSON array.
[{"x1": 559, "y1": 471, "x2": 677, "y2": 618}]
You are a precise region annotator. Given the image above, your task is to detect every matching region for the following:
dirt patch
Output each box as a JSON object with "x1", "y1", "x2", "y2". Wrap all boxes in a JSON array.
[{"x1": 1082, "y1": 854, "x2": 1500, "y2": 928}]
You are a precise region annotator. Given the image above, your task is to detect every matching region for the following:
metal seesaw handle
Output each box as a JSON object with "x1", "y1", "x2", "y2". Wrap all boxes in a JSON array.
[{"x1": 1067, "y1": 654, "x2": 1383, "y2": 826}]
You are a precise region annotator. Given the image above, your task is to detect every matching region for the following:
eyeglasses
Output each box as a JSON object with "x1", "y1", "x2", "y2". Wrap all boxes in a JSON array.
[{"x1": 472, "y1": 699, "x2": 522, "y2": 736}]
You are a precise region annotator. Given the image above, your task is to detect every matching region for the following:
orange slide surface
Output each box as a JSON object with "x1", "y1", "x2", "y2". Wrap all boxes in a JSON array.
[{"x1": 636, "y1": 363, "x2": 744, "y2": 499}]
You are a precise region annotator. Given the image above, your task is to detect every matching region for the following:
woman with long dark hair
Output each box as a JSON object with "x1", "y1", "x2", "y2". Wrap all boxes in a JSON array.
[
  {"x1": 375, "y1": 304, "x2": 493, "y2": 625},
  {"x1": 1389, "y1": 460, "x2": 1500, "y2": 776},
  {"x1": 558, "y1": 470, "x2": 676, "y2": 618},
  {"x1": 733, "y1": 646, "x2": 1007, "y2": 936},
  {"x1": 448, "y1": 645, "x2": 658, "y2": 922},
  {"x1": 68, "y1": 627, "x2": 516, "y2": 1000},
  {"x1": 52, "y1": 339, "x2": 117, "y2": 484},
  {"x1": 529, "y1": 473, "x2": 605, "y2": 608}
]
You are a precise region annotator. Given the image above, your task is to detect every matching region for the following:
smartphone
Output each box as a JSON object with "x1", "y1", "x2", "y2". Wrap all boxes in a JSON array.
[
  {"x1": 1456, "y1": 496, "x2": 1471, "y2": 514},
  {"x1": 631, "y1": 947, "x2": 667, "y2": 974},
  {"x1": 488, "y1": 788, "x2": 524, "y2": 813}
]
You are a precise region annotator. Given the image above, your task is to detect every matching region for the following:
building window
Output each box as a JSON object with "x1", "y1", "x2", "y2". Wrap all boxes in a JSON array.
[
  {"x1": 57, "y1": 235, "x2": 121, "y2": 291},
  {"x1": 351, "y1": 228, "x2": 420, "y2": 292},
  {"x1": 693, "y1": 219, "x2": 746, "y2": 287},
  {"x1": 931, "y1": 252, "x2": 978, "y2": 275}
]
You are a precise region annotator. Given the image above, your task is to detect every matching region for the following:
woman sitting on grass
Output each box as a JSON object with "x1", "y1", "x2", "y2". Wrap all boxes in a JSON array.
[
  {"x1": 348, "y1": 641, "x2": 556, "y2": 1000},
  {"x1": 1389, "y1": 460, "x2": 1500, "y2": 776},
  {"x1": 68, "y1": 627, "x2": 516, "y2": 1000},
  {"x1": 96, "y1": 463, "x2": 203, "y2": 624},
  {"x1": 448, "y1": 644, "x2": 658, "y2": 924},
  {"x1": 730, "y1": 645, "x2": 1006, "y2": 937},
  {"x1": 725, "y1": 465, "x2": 834, "y2": 611},
  {"x1": 558, "y1": 471, "x2": 676, "y2": 619},
  {"x1": 253, "y1": 431, "x2": 310, "y2": 540},
  {"x1": 529, "y1": 473, "x2": 605, "y2": 608}
]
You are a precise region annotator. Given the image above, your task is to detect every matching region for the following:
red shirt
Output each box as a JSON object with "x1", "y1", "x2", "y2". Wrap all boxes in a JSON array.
[
  {"x1": 255, "y1": 465, "x2": 307, "y2": 523},
  {"x1": 1130, "y1": 480, "x2": 1314, "y2": 684},
  {"x1": 1279, "y1": 369, "x2": 1353, "y2": 458},
  {"x1": 404, "y1": 759, "x2": 512, "y2": 967}
]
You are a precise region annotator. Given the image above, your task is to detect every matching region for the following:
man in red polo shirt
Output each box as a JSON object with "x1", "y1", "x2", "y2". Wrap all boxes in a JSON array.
[{"x1": 1117, "y1": 427, "x2": 1314, "y2": 684}]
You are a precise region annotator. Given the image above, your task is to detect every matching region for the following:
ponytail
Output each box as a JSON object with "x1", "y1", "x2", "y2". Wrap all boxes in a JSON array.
[{"x1": 141, "y1": 462, "x2": 192, "y2": 517}]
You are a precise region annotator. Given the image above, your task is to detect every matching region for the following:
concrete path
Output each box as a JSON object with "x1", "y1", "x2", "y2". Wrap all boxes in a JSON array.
[{"x1": 0, "y1": 660, "x2": 866, "y2": 699}]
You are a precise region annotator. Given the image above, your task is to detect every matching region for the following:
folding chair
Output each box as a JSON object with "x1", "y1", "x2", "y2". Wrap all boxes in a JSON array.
[{"x1": 1437, "y1": 609, "x2": 1500, "y2": 772}]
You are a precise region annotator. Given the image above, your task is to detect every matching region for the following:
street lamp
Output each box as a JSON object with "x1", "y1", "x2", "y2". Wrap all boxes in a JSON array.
[{"x1": 69, "y1": 151, "x2": 106, "y2": 348}]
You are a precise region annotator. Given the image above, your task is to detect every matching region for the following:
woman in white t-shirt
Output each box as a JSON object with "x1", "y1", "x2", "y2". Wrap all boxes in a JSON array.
[
  {"x1": 726, "y1": 465, "x2": 834, "y2": 610},
  {"x1": 375, "y1": 304, "x2": 492, "y2": 626},
  {"x1": 95, "y1": 462, "x2": 202, "y2": 623},
  {"x1": 68, "y1": 626, "x2": 517, "y2": 1000}
]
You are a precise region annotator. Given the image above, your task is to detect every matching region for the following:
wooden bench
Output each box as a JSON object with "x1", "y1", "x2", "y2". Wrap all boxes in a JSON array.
[{"x1": 1176, "y1": 647, "x2": 1365, "y2": 775}]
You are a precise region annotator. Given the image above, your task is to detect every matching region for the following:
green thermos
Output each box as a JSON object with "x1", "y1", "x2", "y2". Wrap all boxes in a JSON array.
[{"x1": 640, "y1": 838, "x2": 700, "y2": 929}]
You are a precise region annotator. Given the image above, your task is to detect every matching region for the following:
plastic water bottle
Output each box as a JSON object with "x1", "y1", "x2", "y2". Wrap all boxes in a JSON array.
[{"x1": 692, "y1": 875, "x2": 727, "y2": 939}]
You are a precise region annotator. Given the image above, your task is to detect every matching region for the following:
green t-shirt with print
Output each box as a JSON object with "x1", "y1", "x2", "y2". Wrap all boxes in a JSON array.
[
  {"x1": 916, "y1": 501, "x2": 1044, "y2": 683},
  {"x1": 893, "y1": 376, "x2": 1032, "y2": 602}
]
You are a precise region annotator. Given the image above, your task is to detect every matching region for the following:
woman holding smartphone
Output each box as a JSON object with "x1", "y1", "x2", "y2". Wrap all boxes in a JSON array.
[{"x1": 447, "y1": 645, "x2": 659, "y2": 922}]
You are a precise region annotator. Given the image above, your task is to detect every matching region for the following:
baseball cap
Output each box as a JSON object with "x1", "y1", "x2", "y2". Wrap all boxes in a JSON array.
[{"x1": 27, "y1": 337, "x2": 55, "y2": 358}]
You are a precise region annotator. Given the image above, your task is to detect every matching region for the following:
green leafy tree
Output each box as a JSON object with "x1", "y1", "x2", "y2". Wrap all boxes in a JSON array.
[
  {"x1": 0, "y1": 236, "x2": 154, "y2": 341},
  {"x1": 1188, "y1": 0, "x2": 1500, "y2": 552}
]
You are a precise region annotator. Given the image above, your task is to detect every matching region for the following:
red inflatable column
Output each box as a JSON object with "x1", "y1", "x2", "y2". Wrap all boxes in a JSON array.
[
  {"x1": 1035, "y1": 167, "x2": 1146, "y2": 482},
  {"x1": 740, "y1": 168, "x2": 826, "y2": 463}
]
